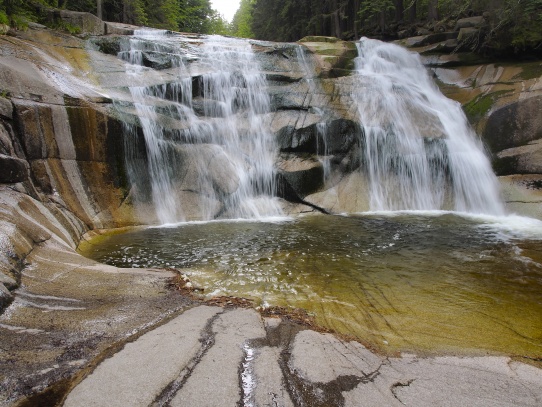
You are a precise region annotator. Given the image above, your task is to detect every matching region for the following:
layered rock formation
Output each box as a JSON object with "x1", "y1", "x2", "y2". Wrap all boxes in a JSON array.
[{"x1": 0, "y1": 13, "x2": 541, "y2": 404}]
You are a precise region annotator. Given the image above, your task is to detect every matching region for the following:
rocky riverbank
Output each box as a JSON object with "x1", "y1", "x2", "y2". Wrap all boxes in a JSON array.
[{"x1": 0, "y1": 13, "x2": 541, "y2": 405}]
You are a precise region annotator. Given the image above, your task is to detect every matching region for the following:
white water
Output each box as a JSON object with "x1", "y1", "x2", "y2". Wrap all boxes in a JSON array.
[
  {"x1": 119, "y1": 31, "x2": 280, "y2": 223},
  {"x1": 120, "y1": 29, "x2": 193, "y2": 223},
  {"x1": 353, "y1": 38, "x2": 505, "y2": 214},
  {"x1": 118, "y1": 32, "x2": 506, "y2": 223},
  {"x1": 198, "y1": 36, "x2": 280, "y2": 219}
]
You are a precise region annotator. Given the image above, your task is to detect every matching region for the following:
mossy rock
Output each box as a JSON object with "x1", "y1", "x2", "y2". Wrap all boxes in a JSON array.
[{"x1": 463, "y1": 89, "x2": 513, "y2": 123}]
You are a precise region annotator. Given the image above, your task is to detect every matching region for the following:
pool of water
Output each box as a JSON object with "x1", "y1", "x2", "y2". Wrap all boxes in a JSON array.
[{"x1": 80, "y1": 212, "x2": 542, "y2": 357}]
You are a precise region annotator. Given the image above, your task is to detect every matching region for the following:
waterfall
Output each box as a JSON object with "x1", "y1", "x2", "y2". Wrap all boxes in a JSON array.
[
  {"x1": 198, "y1": 36, "x2": 280, "y2": 219},
  {"x1": 353, "y1": 37, "x2": 505, "y2": 215},
  {"x1": 118, "y1": 31, "x2": 280, "y2": 223}
]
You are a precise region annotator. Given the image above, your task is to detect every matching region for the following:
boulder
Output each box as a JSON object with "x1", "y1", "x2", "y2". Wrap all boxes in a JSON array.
[
  {"x1": 483, "y1": 96, "x2": 542, "y2": 152},
  {"x1": 0, "y1": 96, "x2": 12, "y2": 119},
  {"x1": 277, "y1": 155, "x2": 324, "y2": 198},
  {"x1": 454, "y1": 16, "x2": 486, "y2": 31},
  {"x1": 0, "y1": 154, "x2": 28, "y2": 183},
  {"x1": 105, "y1": 22, "x2": 137, "y2": 36},
  {"x1": 55, "y1": 10, "x2": 105, "y2": 36},
  {"x1": 458, "y1": 27, "x2": 480, "y2": 42},
  {"x1": 170, "y1": 144, "x2": 241, "y2": 196},
  {"x1": 407, "y1": 32, "x2": 458, "y2": 48},
  {"x1": 0, "y1": 282, "x2": 13, "y2": 308},
  {"x1": 495, "y1": 139, "x2": 542, "y2": 175}
]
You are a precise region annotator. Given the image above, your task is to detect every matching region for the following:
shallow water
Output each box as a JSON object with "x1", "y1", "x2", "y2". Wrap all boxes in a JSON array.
[{"x1": 81, "y1": 213, "x2": 542, "y2": 357}]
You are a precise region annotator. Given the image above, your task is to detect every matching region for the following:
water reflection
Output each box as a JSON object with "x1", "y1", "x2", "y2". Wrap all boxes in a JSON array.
[{"x1": 81, "y1": 213, "x2": 542, "y2": 357}]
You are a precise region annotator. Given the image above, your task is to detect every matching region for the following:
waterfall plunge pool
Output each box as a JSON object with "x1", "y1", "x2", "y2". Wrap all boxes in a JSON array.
[{"x1": 80, "y1": 212, "x2": 542, "y2": 358}]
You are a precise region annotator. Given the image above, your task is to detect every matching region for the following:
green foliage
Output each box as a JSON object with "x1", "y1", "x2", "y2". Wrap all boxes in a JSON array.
[
  {"x1": 207, "y1": 10, "x2": 232, "y2": 35},
  {"x1": 492, "y1": 0, "x2": 542, "y2": 52},
  {"x1": 146, "y1": 0, "x2": 178, "y2": 30},
  {"x1": 358, "y1": 0, "x2": 394, "y2": 24},
  {"x1": 231, "y1": 0, "x2": 253, "y2": 38},
  {"x1": 0, "y1": 10, "x2": 9, "y2": 25},
  {"x1": 51, "y1": 19, "x2": 82, "y2": 33},
  {"x1": 178, "y1": 0, "x2": 213, "y2": 33}
]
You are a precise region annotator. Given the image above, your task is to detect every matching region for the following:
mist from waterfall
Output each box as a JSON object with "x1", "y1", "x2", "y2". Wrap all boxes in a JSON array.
[
  {"x1": 353, "y1": 37, "x2": 505, "y2": 215},
  {"x1": 118, "y1": 31, "x2": 280, "y2": 224}
]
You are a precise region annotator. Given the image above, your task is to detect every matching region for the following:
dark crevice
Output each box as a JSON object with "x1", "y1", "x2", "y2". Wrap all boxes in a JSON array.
[{"x1": 390, "y1": 378, "x2": 415, "y2": 404}]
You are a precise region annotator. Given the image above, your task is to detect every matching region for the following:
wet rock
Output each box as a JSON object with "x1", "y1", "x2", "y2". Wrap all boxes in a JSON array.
[
  {"x1": 0, "y1": 123, "x2": 15, "y2": 156},
  {"x1": 297, "y1": 37, "x2": 357, "y2": 78},
  {"x1": 483, "y1": 96, "x2": 542, "y2": 152},
  {"x1": 181, "y1": 144, "x2": 239, "y2": 194},
  {"x1": 495, "y1": 139, "x2": 542, "y2": 175},
  {"x1": 89, "y1": 36, "x2": 124, "y2": 55},
  {"x1": 454, "y1": 16, "x2": 486, "y2": 31},
  {"x1": 499, "y1": 174, "x2": 542, "y2": 219},
  {"x1": 0, "y1": 154, "x2": 28, "y2": 183},
  {"x1": 277, "y1": 155, "x2": 324, "y2": 198},
  {"x1": 0, "y1": 97, "x2": 12, "y2": 119},
  {"x1": 0, "y1": 282, "x2": 13, "y2": 308},
  {"x1": 105, "y1": 22, "x2": 137, "y2": 36},
  {"x1": 0, "y1": 272, "x2": 17, "y2": 290}
]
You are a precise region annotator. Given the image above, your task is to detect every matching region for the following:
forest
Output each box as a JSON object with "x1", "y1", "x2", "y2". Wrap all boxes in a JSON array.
[{"x1": 1, "y1": 0, "x2": 541, "y2": 55}]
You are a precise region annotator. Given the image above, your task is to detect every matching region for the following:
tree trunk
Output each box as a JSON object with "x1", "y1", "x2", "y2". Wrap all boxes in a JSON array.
[
  {"x1": 97, "y1": 0, "x2": 103, "y2": 20},
  {"x1": 409, "y1": 0, "x2": 417, "y2": 22},
  {"x1": 428, "y1": 0, "x2": 438, "y2": 21},
  {"x1": 395, "y1": 0, "x2": 404, "y2": 22}
]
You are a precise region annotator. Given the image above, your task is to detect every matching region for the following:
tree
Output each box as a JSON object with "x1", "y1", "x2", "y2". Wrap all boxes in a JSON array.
[
  {"x1": 207, "y1": 9, "x2": 231, "y2": 35},
  {"x1": 231, "y1": 0, "x2": 254, "y2": 38},
  {"x1": 177, "y1": 0, "x2": 213, "y2": 33},
  {"x1": 428, "y1": 0, "x2": 438, "y2": 21}
]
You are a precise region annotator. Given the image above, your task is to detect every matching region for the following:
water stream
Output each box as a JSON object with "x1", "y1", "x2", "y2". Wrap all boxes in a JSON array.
[
  {"x1": 353, "y1": 38, "x2": 504, "y2": 214},
  {"x1": 86, "y1": 34, "x2": 542, "y2": 357},
  {"x1": 82, "y1": 213, "x2": 542, "y2": 357},
  {"x1": 118, "y1": 31, "x2": 280, "y2": 223}
]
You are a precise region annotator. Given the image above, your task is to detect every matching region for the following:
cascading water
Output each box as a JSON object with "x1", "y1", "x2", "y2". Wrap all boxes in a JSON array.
[
  {"x1": 353, "y1": 37, "x2": 505, "y2": 214},
  {"x1": 198, "y1": 36, "x2": 280, "y2": 218},
  {"x1": 119, "y1": 29, "x2": 193, "y2": 224},
  {"x1": 117, "y1": 31, "x2": 280, "y2": 223}
]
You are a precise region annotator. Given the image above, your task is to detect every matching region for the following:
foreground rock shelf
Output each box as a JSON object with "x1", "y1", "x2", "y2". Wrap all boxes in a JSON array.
[{"x1": 63, "y1": 305, "x2": 542, "y2": 407}]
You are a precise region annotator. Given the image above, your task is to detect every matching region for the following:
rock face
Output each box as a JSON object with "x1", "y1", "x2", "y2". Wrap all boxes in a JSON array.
[
  {"x1": 1, "y1": 23, "x2": 541, "y2": 309},
  {"x1": 0, "y1": 18, "x2": 541, "y2": 406}
]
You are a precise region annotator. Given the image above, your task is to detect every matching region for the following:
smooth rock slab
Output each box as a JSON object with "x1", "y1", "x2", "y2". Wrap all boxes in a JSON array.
[
  {"x1": 170, "y1": 308, "x2": 266, "y2": 406},
  {"x1": 64, "y1": 306, "x2": 221, "y2": 407},
  {"x1": 63, "y1": 306, "x2": 542, "y2": 407}
]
